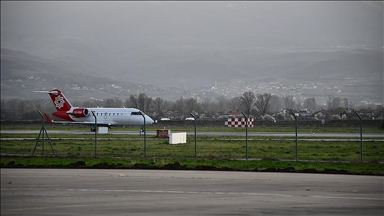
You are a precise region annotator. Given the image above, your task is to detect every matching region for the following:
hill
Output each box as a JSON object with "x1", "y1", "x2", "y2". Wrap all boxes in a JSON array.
[
  {"x1": 1, "y1": 47, "x2": 382, "y2": 104},
  {"x1": 0, "y1": 48, "x2": 188, "y2": 101}
]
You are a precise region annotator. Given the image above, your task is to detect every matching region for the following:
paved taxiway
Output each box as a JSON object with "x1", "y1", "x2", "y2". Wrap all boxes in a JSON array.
[
  {"x1": 1, "y1": 130, "x2": 384, "y2": 138},
  {"x1": 1, "y1": 169, "x2": 383, "y2": 215}
]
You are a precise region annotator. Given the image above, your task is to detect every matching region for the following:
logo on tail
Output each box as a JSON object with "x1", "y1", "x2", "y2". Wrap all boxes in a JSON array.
[
  {"x1": 54, "y1": 96, "x2": 65, "y2": 109},
  {"x1": 48, "y1": 89, "x2": 73, "y2": 112}
]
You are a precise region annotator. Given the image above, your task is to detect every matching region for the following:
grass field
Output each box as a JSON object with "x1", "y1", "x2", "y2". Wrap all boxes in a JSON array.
[
  {"x1": 1, "y1": 133, "x2": 383, "y2": 163},
  {"x1": 1, "y1": 121, "x2": 384, "y2": 133},
  {"x1": 1, "y1": 123, "x2": 383, "y2": 175}
]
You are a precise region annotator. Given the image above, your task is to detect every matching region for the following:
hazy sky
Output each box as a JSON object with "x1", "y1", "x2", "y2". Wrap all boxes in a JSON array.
[
  {"x1": 2, "y1": 1, "x2": 383, "y2": 50},
  {"x1": 1, "y1": 1, "x2": 383, "y2": 102}
]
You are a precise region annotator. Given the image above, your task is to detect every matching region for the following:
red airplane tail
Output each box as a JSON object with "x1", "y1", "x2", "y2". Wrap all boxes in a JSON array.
[
  {"x1": 44, "y1": 113, "x2": 53, "y2": 123},
  {"x1": 48, "y1": 89, "x2": 73, "y2": 112}
]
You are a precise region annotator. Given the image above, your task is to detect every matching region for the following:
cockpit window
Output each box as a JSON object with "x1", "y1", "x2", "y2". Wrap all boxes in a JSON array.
[{"x1": 131, "y1": 111, "x2": 142, "y2": 115}]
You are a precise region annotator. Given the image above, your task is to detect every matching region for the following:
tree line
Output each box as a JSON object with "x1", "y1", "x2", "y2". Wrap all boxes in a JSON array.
[{"x1": 1, "y1": 92, "x2": 381, "y2": 121}]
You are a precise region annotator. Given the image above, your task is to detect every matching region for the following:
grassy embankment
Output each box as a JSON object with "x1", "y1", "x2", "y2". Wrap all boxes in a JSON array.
[{"x1": 1, "y1": 157, "x2": 383, "y2": 175}]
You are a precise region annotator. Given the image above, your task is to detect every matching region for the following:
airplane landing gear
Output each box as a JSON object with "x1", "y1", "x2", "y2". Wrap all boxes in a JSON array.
[{"x1": 139, "y1": 126, "x2": 145, "y2": 137}]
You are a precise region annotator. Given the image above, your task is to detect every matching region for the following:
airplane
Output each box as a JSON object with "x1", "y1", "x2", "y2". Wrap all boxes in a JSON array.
[{"x1": 40, "y1": 89, "x2": 154, "y2": 131}]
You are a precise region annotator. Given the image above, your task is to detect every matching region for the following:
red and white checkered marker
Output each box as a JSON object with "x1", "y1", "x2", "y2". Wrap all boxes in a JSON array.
[{"x1": 225, "y1": 118, "x2": 254, "y2": 128}]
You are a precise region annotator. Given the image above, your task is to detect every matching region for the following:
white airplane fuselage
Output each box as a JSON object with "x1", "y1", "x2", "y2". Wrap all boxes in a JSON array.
[
  {"x1": 65, "y1": 107, "x2": 154, "y2": 126},
  {"x1": 42, "y1": 88, "x2": 154, "y2": 128}
]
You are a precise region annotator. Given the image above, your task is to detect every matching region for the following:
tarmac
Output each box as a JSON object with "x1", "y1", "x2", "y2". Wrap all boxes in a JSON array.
[{"x1": 1, "y1": 169, "x2": 383, "y2": 215}]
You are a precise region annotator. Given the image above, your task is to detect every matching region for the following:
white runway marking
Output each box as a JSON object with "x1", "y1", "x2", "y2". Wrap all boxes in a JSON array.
[{"x1": 3, "y1": 187, "x2": 382, "y2": 201}]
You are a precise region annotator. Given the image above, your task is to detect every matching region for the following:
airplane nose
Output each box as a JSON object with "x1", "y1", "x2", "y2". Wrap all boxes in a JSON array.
[{"x1": 146, "y1": 115, "x2": 154, "y2": 125}]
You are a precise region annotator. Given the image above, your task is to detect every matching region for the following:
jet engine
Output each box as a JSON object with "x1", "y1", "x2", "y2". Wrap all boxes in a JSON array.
[{"x1": 70, "y1": 108, "x2": 89, "y2": 117}]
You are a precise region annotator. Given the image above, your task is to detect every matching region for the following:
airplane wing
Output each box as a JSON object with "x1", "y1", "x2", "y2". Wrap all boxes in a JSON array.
[{"x1": 44, "y1": 113, "x2": 113, "y2": 127}]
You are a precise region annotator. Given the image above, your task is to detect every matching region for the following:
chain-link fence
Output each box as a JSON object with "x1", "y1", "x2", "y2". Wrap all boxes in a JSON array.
[
  {"x1": 1, "y1": 119, "x2": 383, "y2": 163},
  {"x1": 1, "y1": 136, "x2": 383, "y2": 163}
]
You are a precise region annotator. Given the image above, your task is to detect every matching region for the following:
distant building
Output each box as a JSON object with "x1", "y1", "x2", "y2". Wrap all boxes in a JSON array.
[
  {"x1": 229, "y1": 110, "x2": 241, "y2": 116},
  {"x1": 298, "y1": 109, "x2": 312, "y2": 119}
]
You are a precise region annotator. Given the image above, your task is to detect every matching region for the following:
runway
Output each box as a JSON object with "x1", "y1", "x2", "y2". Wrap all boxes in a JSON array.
[
  {"x1": 1, "y1": 130, "x2": 384, "y2": 138},
  {"x1": 1, "y1": 169, "x2": 383, "y2": 215}
]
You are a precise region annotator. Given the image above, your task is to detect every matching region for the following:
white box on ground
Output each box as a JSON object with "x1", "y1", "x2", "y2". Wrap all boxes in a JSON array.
[
  {"x1": 98, "y1": 127, "x2": 109, "y2": 134},
  {"x1": 169, "y1": 132, "x2": 187, "y2": 144}
]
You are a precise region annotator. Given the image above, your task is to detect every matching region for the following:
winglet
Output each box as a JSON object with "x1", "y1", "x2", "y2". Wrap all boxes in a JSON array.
[{"x1": 44, "y1": 113, "x2": 53, "y2": 123}]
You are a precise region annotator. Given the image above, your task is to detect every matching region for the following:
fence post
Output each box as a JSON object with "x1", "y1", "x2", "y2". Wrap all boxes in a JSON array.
[
  {"x1": 91, "y1": 111, "x2": 97, "y2": 158},
  {"x1": 241, "y1": 112, "x2": 248, "y2": 160},
  {"x1": 291, "y1": 111, "x2": 298, "y2": 162},
  {"x1": 355, "y1": 111, "x2": 363, "y2": 163},
  {"x1": 190, "y1": 113, "x2": 197, "y2": 159},
  {"x1": 140, "y1": 111, "x2": 147, "y2": 159}
]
